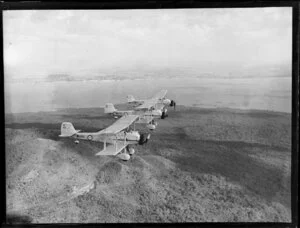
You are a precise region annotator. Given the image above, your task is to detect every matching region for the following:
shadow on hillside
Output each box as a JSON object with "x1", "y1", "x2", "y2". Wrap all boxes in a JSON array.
[
  {"x1": 238, "y1": 112, "x2": 284, "y2": 119},
  {"x1": 164, "y1": 138, "x2": 291, "y2": 208},
  {"x1": 203, "y1": 139, "x2": 290, "y2": 152},
  {"x1": 6, "y1": 213, "x2": 33, "y2": 224}
]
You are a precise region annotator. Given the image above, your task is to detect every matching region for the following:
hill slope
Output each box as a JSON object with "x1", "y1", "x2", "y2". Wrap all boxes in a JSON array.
[{"x1": 5, "y1": 105, "x2": 291, "y2": 223}]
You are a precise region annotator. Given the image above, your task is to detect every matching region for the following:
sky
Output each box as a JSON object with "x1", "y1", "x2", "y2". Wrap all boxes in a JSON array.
[{"x1": 3, "y1": 8, "x2": 292, "y2": 79}]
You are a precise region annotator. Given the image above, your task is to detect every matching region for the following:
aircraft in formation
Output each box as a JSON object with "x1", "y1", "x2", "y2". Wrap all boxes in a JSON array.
[
  {"x1": 104, "y1": 90, "x2": 175, "y2": 130},
  {"x1": 127, "y1": 89, "x2": 176, "y2": 108},
  {"x1": 104, "y1": 103, "x2": 160, "y2": 130},
  {"x1": 59, "y1": 90, "x2": 175, "y2": 161}
]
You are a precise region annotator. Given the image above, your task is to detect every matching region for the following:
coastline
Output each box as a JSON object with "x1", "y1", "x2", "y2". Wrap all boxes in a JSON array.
[{"x1": 5, "y1": 104, "x2": 292, "y2": 116}]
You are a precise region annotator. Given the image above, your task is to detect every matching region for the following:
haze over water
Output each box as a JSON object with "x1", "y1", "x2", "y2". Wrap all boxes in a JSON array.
[
  {"x1": 5, "y1": 76, "x2": 291, "y2": 114},
  {"x1": 4, "y1": 9, "x2": 292, "y2": 114}
]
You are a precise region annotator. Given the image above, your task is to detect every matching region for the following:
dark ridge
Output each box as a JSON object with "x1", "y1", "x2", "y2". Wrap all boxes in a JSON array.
[
  {"x1": 154, "y1": 130, "x2": 289, "y2": 151},
  {"x1": 166, "y1": 139, "x2": 290, "y2": 208},
  {"x1": 177, "y1": 107, "x2": 217, "y2": 114},
  {"x1": 237, "y1": 112, "x2": 288, "y2": 119},
  {"x1": 202, "y1": 139, "x2": 290, "y2": 152},
  {"x1": 180, "y1": 105, "x2": 290, "y2": 116},
  {"x1": 156, "y1": 128, "x2": 190, "y2": 141},
  {"x1": 6, "y1": 214, "x2": 33, "y2": 224}
]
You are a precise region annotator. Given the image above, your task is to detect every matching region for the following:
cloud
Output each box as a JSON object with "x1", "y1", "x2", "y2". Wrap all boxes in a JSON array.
[{"x1": 3, "y1": 8, "x2": 292, "y2": 79}]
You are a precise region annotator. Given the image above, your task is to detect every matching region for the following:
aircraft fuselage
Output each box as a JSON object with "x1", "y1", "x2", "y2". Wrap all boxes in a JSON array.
[{"x1": 71, "y1": 130, "x2": 140, "y2": 145}]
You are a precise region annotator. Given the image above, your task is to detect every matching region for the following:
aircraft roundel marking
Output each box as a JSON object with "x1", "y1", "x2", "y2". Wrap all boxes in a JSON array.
[{"x1": 87, "y1": 135, "x2": 93, "y2": 140}]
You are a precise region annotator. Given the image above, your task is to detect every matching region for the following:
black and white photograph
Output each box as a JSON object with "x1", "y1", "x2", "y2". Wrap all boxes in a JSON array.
[{"x1": 3, "y1": 6, "x2": 294, "y2": 223}]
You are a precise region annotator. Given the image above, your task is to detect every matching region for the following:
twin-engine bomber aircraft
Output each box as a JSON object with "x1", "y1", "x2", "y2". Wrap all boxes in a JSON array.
[
  {"x1": 105, "y1": 90, "x2": 175, "y2": 130},
  {"x1": 59, "y1": 114, "x2": 150, "y2": 161},
  {"x1": 127, "y1": 89, "x2": 176, "y2": 110},
  {"x1": 104, "y1": 103, "x2": 161, "y2": 130},
  {"x1": 59, "y1": 90, "x2": 172, "y2": 160},
  {"x1": 128, "y1": 89, "x2": 176, "y2": 119}
]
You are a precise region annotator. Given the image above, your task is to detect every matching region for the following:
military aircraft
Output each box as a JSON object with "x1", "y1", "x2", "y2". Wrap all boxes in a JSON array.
[
  {"x1": 104, "y1": 103, "x2": 134, "y2": 119},
  {"x1": 59, "y1": 114, "x2": 150, "y2": 161},
  {"x1": 129, "y1": 90, "x2": 176, "y2": 119},
  {"x1": 127, "y1": 90, "x2": 176, "y2": 109},
  {"x1": 104, "y1": 103, "x2": 161, "y2": 130}
]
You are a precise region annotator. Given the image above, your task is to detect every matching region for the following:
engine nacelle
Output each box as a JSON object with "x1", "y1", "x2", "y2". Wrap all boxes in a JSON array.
[
  {"x1": 127, "y1": 147, "x2": 135, "y2": 155},
  {"x1": 161, "y1": 110, "x2": 168, "y2": 119},
  {"x1": 139, "y1": 133, "x2": 150, "y2": 145},
  {"x1": 126, "y1": 131, "x2": 140, "y2": 141},
  {"x1": 118, "y1": 153, "x2": 130, "y2": 161},
  {"x1": 163, "y1": 98, "x2": 171, "y2": 105},
  {"x1": 147, "y1": 124, "x2": 156, "y2": 130},
  {"x1": 151, "y1": 109, "x2": 162, "y2": 117}
]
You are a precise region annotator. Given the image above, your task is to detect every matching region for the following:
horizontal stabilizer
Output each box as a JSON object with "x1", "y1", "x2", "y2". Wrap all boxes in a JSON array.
[
  {"x1": 59, "y1": 130, "x2": 81, "y2": 137},
  {"x1": 96, "y1": 141, "x2": 128, "y2": 156}
]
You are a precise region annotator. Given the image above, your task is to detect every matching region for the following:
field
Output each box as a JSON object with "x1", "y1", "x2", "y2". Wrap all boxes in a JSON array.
[{"x1": 5, "y1": 105, "x2": 291, "y2": 223}]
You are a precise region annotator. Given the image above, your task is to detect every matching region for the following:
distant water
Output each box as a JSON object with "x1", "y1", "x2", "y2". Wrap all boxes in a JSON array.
[{"x1": 4, "y1": 77, "x2": 291, "y2": 113}]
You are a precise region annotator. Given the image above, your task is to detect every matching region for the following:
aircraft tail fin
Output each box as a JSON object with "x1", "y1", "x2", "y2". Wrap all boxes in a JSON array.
[
  {"x1": 127, "y1": 95, "x2": 135, "y2": 103},
  {"x1": 104, "y1": 103, "x2": 117, "y2": 114},
  {"x1": 59, "y1": 122, "x2": 80, "y2": 137}
]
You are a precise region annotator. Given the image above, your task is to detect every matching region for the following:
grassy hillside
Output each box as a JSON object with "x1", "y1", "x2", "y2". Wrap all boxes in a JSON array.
[{"x1": 5, "y1": 105, "x2": 291, "y2": 223}]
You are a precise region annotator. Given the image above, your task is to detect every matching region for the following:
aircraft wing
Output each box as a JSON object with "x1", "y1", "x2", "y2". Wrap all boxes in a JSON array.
[
  {"x1": 136, "y1": 115, "x2": 153, "y2": 124},
  {"x1": 134, "y1": 100, "x2": 157, "y2": 110},
  {"x1": 99, "y1": 114, "x2": 139, "y2": 134},
  {"x1": 95, "y1": 141, "x2": 128, "y2": 156},
  {"x1": 135, "y1": 90, "x2": 168, "y2": 110},
  {"x1": 155, "y1": 103, "x2": 166, "y2": 111},
  {"x1": 151, "y1": 90, "x2": 167, "y2": 100}
]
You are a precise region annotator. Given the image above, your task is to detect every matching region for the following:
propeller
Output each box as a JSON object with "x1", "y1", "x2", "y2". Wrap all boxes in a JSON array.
[
  {"x1": 170, "y1": 100, "x2": 175, "y2": 106},
  {"x1": 147, "y1": 134, "x2": 151, "y2": 140},
  {"x1": 138, "y1": 134, "x2": 145, "y2": 145},
  {"x1": 161, "y1": 110, "x2": 168, "y2": 119},
  {"x1": 126, "y1": 145, "x2": 135, "y2": 155},
  {"x1": 139, "y1": 133, "x2": 150, "y2": 145},
  {"x1": 170, "y1": 100, "x2": 176, "y2": 110}
]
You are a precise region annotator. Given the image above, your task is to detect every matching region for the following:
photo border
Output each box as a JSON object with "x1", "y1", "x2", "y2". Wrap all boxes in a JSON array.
[{"x1": 1, "y1": 1, "x2": 298, "y2": 227}]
